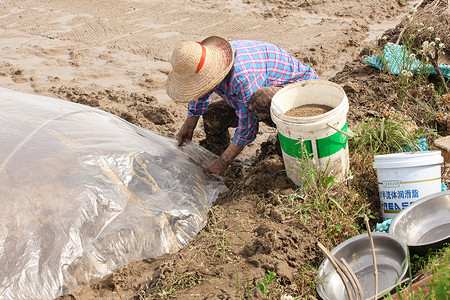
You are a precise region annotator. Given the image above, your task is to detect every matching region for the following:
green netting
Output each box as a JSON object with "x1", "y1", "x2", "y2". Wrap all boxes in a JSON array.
[{"x1": 365, "y1": 42, "x2": 450, "y2": 78}]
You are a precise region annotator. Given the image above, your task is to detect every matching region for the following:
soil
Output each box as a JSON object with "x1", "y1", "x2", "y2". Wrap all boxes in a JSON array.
[
  {"x1": 285, "y1": 104, "x2": 334, "y2": 117},
  {"x1": 1, "y1": 0, "x2": 448, "y2": 299},
  {"x1": 0, "y1": 0, "x2": 421, "y2": 160}
]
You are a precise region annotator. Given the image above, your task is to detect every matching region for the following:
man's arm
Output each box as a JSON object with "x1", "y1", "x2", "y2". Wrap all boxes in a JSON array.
[
  {"x1": 205, "y1": 106, "x2": 258, "y2": 174},
  {"x1": 177, "y1": 115, "x2": 200, "y2": 146},
  {"x1": 177, "y1": 92, "x2": 213, "y2": 145},
  {"x1": 205, "y1": 143, "x2": 244, "y2": 175}
]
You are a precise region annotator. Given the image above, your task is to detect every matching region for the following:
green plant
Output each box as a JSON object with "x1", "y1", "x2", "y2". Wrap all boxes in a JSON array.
[
  {"x1": 423, "y1": 246, "x2": 450, "y2": 299},
  {"x1": 281, "y1": 138, "x2": 369, "y2": 247},
  {"x1": 384, "y1": 246, "x2": 450, "y2": 299},
  {"x1": 285, "y1": 137, "x2": 337, "y2": 197},
  {"x1": 256, "y1": 270, "x2": 277, "y2": 298},
  {"x1": 294, "y1": 185, "x2": 366, "y2": 245},
  {"x1": 375, "y1": 4, "x2": 449, "y2": 125},
  {"x1": 155, "y1": 271, "x2": 204, "y2": 298},
  {"x1": 247, "y1": 277, "x2": 251, "y2": 299},
  {"x1": 235, "y1": 266, "x2": 243, "y2": 300},
  {"x1": 235, "y1": 266, "x2": 251, "y2": 300},
  {"x1": 350, "y1": 116, "x2": 423, "y2": 155},
  {"x1": 294, "y1": 264, "x2": 319, "y2": 299},
  {"x1": 213, "y1": 229, "x2": 234, "y2": 262},
  {"x1": 382, "y1": 6, "x2": 445, "y2": 84}
]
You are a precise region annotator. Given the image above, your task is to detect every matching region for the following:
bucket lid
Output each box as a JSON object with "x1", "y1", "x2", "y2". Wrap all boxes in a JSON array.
[{"x1": 373, "y1": 151, "x2": 443, "y2": 169}]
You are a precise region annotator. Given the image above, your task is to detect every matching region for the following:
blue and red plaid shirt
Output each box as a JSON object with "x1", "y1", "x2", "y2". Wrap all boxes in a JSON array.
[{"x1": 188, "y1": 40, "x2": 319, "y2": 146}]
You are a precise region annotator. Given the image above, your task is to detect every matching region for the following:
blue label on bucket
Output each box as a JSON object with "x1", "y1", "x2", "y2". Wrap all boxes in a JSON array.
[
  {"x1": 380, "y1": 188, "x2": 420, "y2": 215},
  {"x1": 379, "y1": 189, "x2": 420, "y2": 200},
  {"x1": 382, "y1": 201, "x2": 415, "y2": 213}
]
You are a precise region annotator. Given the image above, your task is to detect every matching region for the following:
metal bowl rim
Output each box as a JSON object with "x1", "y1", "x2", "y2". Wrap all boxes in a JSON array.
[
  {"x1": 389, "y1": 190, "x2": 450, "y2": 247},
  {"x1": 316, "y1": 232, "x2": 409, "y2": 300}
]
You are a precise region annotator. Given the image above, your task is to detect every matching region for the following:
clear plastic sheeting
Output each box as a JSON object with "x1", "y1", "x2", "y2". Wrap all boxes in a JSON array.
[{"x1": 0, "y1": 88, "x2": 227, "y2": 300}]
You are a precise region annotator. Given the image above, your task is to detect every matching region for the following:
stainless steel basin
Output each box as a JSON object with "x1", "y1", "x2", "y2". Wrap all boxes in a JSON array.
[
  {"x1": 316, "y1": 232, "x2": 408, "y2": 300},
  {"x1": 389, "y1": 190, "x2": 450, "y2": 254}
]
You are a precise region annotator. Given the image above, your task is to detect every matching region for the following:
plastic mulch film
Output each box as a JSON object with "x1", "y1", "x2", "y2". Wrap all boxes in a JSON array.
[{"x1": 0, "y1": 88, "x2": 227, "y2": 300}]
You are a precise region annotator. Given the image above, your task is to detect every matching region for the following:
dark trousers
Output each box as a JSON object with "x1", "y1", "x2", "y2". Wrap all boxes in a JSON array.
[{"x1": 200, "y1": 86, "x2": 282, "y2": 155}]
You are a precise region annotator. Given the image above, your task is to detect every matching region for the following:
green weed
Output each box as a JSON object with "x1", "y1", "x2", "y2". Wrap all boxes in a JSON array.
[
  {"x1": 380, "y1": 5, "x2": 448, "y2": 92},
  {"x1": 350, "y1": 116, "x2": 423, "y2": 155},
  {"x1": 281, "y1": 140, "x2": 369, "y2": 248},
  {"x1": 294, "y1": 264, "x2": 319, "y2": 299},
  {"x1": 213, "y1": 229, "x2": 234, "y2": 262},
  {"x1": 235, "y1": 266, "x2": 242, "y2": 299},
  {"x1": 384, "y1": 246, "x2": 450, "y2": 299},
  {"x1": 418, "y1": 246, "x2": 450, "y2": 299},
  {"x1": 154, "y1": 271, "x2": 204, "y2": 298},
  {"x1": 256, "y1": 270, "x2": 277, "y2": 298}
]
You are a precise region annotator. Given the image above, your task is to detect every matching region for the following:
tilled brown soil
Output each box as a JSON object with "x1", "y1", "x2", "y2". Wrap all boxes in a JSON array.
[{"x1": 1, "y1": 0, "x2": 440, "y2": 299}]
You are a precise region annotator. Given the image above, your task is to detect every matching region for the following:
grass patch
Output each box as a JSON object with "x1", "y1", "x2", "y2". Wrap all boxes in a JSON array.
[
  {"x1": 384, "y1": 246, "x2": 450, "y2": 299},
  {"x1": 154, "y1": 271, "x2": 205, "y2": 298},
  {"x1": 424, "y1": 246, "x2": 450, "y2": 299}
]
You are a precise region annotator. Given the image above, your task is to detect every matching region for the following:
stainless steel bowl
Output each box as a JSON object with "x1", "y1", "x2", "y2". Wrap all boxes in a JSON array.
[
  {"x1": 389, "y1": 190, "x2": 450, "y2": 255},
  {"x1": 316, "y1": 232, "x2": 408, "y2": 300}
]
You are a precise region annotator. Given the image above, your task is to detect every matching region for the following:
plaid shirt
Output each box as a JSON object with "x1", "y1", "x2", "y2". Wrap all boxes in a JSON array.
[{"x1": 188, "y1": 40, "x2": 319, "y2": 146}]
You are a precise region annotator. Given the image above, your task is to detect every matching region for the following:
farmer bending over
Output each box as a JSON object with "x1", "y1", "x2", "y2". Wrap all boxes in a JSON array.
[{"x1": 166, "y1": 36, "x2": 319, "y2": 175}]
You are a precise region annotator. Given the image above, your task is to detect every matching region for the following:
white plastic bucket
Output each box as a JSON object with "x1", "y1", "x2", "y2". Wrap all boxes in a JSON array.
[
  {"x1": 373, "y1": 151, "x2": 443, "y2": 220},
  {"x1": 270, "y1": 80, "x2": 350, "y2": 187}
]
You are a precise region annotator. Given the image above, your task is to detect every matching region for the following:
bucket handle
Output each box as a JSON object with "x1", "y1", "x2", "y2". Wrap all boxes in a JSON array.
[{"x1": 326, "y1": 123, "x2": 355, "y2": 138}]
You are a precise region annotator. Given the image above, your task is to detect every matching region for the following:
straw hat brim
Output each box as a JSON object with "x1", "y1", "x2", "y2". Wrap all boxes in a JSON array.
[{"x1": 166, "y1": 36, "x2": 234, "y2": 103}]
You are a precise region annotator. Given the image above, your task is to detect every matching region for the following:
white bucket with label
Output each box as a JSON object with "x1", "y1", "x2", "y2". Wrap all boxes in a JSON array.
[
  {"x1": 270, "y1": 80, "x2": 350, "y2": 187},
  {"x1": 373, "y1": 151, "x2": 443, "y2": 220}
]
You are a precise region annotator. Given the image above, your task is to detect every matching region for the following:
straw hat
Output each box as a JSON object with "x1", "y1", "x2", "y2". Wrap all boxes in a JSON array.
[{"x1": 166, "y1": 36, "x2": 234, "y2": 102}]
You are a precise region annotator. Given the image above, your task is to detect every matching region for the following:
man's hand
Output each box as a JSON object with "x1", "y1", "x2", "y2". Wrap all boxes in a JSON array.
[
  {"x1": 205, "y1": 157, "x2": 229, "y2": 175},
  {"x1": 177, "y1": 116, "x2": 200, "y2": 146},
  {"x1": 206, "y1": 143, "x2": 244, "y2": 175}
]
